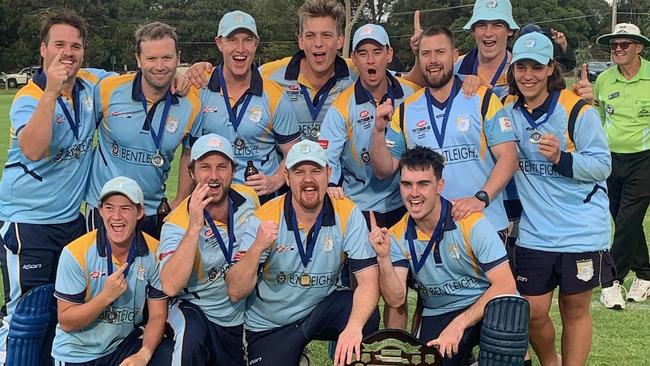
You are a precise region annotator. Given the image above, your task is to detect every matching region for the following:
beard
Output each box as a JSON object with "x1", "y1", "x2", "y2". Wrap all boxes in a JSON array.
[
  {"x1": 424, "y1": 66, "x2": 454, "y2": 89},
  {"x1": 293, "y1": 182, "x2": 324, "y2": 211}
]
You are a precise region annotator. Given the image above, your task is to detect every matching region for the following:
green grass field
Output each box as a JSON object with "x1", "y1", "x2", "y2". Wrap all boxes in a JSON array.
[{"x1": 0, "y1": 88, "x2": 649, "y2": 365}]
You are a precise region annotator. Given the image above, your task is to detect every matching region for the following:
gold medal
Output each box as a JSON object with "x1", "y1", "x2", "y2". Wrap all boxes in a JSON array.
[{"x1": 299, "y1": 273, "x2": 312, "y2": 287}]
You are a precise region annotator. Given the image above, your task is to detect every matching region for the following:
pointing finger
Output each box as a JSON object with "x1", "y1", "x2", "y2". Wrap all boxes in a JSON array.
[
  {"x1": 413, "y1": 10, "x2": 421, "y2": 31},
  {"x1": 115, "y1": 262, "x2": 128, "y2": 275},
  {"x1": 581, "y1": 63, "x2": 588, "y2": 81}
]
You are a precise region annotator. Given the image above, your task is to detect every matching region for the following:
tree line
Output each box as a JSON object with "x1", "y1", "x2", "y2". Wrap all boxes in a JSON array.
[{"x1": 0, "y1": 0, "x2": 648, "y2": 73}]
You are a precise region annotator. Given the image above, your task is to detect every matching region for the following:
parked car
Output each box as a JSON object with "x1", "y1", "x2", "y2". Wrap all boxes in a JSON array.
[
  {"x1": 3, "y1": 66, "x2": 40, "y2": 88},
  {"x1": 586, "y1": 61, "x2": 611, "y2": 82}
]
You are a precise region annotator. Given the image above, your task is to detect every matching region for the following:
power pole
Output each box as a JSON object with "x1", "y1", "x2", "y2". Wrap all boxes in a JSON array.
[{"x1": 611, "y1": 0, "x2": 617, "y2": 31}]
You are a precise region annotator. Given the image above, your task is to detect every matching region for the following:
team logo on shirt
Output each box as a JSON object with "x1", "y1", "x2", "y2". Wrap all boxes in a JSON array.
[
  {"x1": 159, "y1": 250, "x2": 175, "y2": 261},
  {"x1": 606, "y1": 104, "x2": 615, "y2": 115},
  {"x1": 165, "y1": 116, "x2": 180, "y2": 133},
  {"x1": 110, "y1": 111, "x2": 134, "y2": 118},
  {"x1": 448, "y1": 242, "x2": 460, "y2": 260},
  {"x1": 360, "y1": 149, "x2": 371, "y2": 165},
  {"x1": 83, "y1": 96, "x2": 93, "y2": 112},
  {"x1": 638, "y1": 108, "x2": 650, "y2": 118},
  {"x1": 275, "y1": 244, "x2": 295, "y2": 253},
  {"x1": 111, "y1": 143, "x2": 120, "y2": 157},
  {"x1": 576, "y1": 259, "x2": 594, "y2": 282},
  {"x1": 276, "y1": 272, "x2": 287, "y2": 284},
  {"x1": 384, "y1": 139, "x2": 395, "y2": 148},
  {"x1": 55, "y1": 114, "x2": 65, "y2": 124},
  {"x1": 287, "y1": 84, "x2": 301, "y2": 101},
  {"x1": 136, "y1": 264, "x2": 146, "y2": 281},
  {"x1": 202, "y1": 106, "x2": 218, "y2": 113},
  {"x1": 323, "y1": 236, "x2": 334, "y2": 252},
  {"x1": 90, "y1": 271, "x2": 106, "y2": 279},
  {"x1": 456, "y1": 116, "x2": 470, "y2": 133},
  {"x1": 357, "y1": 110, "x2": 374, "y2": 129},
  {"x1": 249, "y1": 106, "x2": 263, "y2": 123},
  {"x1": 499, "y1": 117, "x2": 513, "y2": 132}
]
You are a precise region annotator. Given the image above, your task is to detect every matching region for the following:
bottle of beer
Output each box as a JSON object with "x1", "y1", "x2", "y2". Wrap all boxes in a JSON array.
[
  {"x1": 156, "y1": 197, "x2": 172, "y2": 238},
  {"x1": 244, "y1": 160, "x2": 259, "y2": 181}
]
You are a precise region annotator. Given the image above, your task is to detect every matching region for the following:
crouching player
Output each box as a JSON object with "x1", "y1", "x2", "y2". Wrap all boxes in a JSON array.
[
  {"x1": 370, "y1": 147, "x2": 516, "y2": 366},
  {"x1": 52, "y1": 177, "x2": 171, "y2": 365}
]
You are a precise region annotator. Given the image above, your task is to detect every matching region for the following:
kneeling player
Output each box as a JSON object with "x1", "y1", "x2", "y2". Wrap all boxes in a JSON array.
[
  {"x1": 226, "y1": 140, "x2": 380, "y2": 366},
  {"x1": 370, "y1": 147, "x2": 516, "y2": 366},
  {"x1": 52, "y1": 177, "x2": 171, "y2": 365}
]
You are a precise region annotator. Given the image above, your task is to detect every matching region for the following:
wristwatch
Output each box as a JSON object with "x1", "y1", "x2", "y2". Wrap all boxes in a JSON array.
[{"x1": 474, "y1": 190, "x2": 490, "y2": 208}]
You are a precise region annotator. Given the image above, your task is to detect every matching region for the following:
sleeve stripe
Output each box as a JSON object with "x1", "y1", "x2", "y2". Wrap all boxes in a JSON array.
[
  {"x1": 349, "y1": 257, "x2": 378, "y2": 272},
  {"x1": 479, "y1": 255, "x2": 509, "y2": 273},
  {"x1": 392, "y1": 259, "x2": 409, "y2": 268},
  {"x1": 54, "y1": 290, "x2": 86, "y2": 304}
]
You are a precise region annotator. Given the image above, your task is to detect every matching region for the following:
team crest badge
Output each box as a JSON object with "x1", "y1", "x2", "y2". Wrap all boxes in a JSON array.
[
  {"x1": 499, "y1": 117, "x2": 513, "y2": 132},
  {"x1": 136, "y1": 265, "x2": 146, "y2": 281},
  {"x1": 83, "y1": 96, "x2": 93, "y2": 112},
  {"x1": 111, "y1": 143, "x2": 120, "y2": 157},
  {"x1": 456, "y1": 116, "x2": 470, "y2": 133},
  {"x1": 486, "y1": 0, "x2": 498, "y2": 8},
  {"x1": 165, "y1": 116, "x2": 179, "y2": 133},
  {"x1": 606, "y1": 104, "x2": 615, "y2": 115},
  {"x1": 576, "y1": 259, "x2": 594, "y2": 282},
  {"x1": 448, "y1": 242, "x2": 460, "y2": 260},
  {"x1": 249, "y1": 106, "x2": 263, "y2": 123},
  {"x1": 525, "y1": 39, "x2": 536, "y2": 48},
  {"x1": 323, "y1": 236, "x2": 334, "y2": 252}
]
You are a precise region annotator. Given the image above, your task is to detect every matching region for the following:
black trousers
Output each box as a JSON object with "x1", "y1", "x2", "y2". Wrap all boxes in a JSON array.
[{"x1": 607, "y1": 150, "x2": 650, "y2": 283}]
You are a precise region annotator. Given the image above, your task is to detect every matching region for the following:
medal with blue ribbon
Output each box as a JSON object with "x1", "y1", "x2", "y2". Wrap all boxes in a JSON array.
[
  {"x1": 300, "y1": 84, "x2": 331, "y2": 140},
  {"x1": 203, "y1": 198, "x2": 236, "y2": 265},
  {"x1": 406, "y1": 199, "x2": 449, "y2": 274},
  {"x1": 472, "y1": 51, "x2": 508, "y2": 87},
  {"x1": 47, "y1": 73, "x2": 83, "y2": 158},
  {"x1": 520, "y1": 90, "x2": 560, "y2": 144},
  {"x1": 104, "y1": 229, "x2": 138, "y2": 323},
  {"x1": 425, "y1": 78, "x2": 459, "y2": 148},
  {"x1": 139, "y1": 88, "x2": 172, "y2": 168},
  {"x1": 289, "y1": 200, "x2": 325, "y2": 287},
  {"x1": 217, "y1": 65, "x2": 253, "y2": 149}
]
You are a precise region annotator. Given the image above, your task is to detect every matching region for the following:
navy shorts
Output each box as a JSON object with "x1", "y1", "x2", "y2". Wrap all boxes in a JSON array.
[
  {"x1": 511, "y1": 246, "x2": 616, "y2": 296},
  {"x1": 418, "y1": 307, "x2": 482, "y2": 366},
  {"x1": 54, "y1": 326, "x2": 173, "y2": 365},
  {"x1": 167, "y1": 300, "x2": 245, "y2": 366},
  {"x1": 245, "y1": 290, "x2": 380, "y2": 366}
]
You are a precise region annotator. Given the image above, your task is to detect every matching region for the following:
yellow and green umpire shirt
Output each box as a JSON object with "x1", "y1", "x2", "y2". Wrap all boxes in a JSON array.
[
  {"x1": 593, "y1": 57, "x2": 650, "y2": 153},
  {"x1": 194, "y1": 66, "x2": 301, "y2": 184},
  {"x1": 242, "y1": 192, "x2": 376, "y2": 331},
  {"x1": 389, "y1": 198, "x2": 508, "y2": 316},
  {"x1": 319, "y1": 73, "x2": 419, "y2": 213},
  {"x1": 260, "y1": 51, "x2": 357, "y2": 140},
  {"x1": 158, "y1": 184, "x2": 259, "y2": 327},
  {"x1": 385, "y1": 77, "x2": 516, "y2": 231},
  {"x1": 52, "y1": 228, "x2": 165, "y2": 362}
]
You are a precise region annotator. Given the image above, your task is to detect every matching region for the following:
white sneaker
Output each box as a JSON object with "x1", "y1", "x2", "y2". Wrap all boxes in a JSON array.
[
  {"x1": 599, "y1": 281, "x2": 626, "y2": 310},
  {"x1": 626, "y1": 277, "x2": 650, "y2": 302}
]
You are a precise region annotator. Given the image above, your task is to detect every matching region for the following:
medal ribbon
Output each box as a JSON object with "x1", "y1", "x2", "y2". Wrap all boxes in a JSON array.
[
  {"x1": 290, "y1": 202, "x2": 325, "y2": 268},
  {"x1": 104, "y1": 229, "x2": 138, "y2": 278},
  {"x1": 520, "y1": 91, "x2": 560, "y2": 130},
  {"x1": 203, "y1": 198, "x2": 236, "y2": 265},
  {"x1": 139, "y1": 88, "x2": 172, "y2": 154},
  {"x1": 300, "y1": 84, "x2": 331, "y2": 123},
  {"x1": 56, "y1": 83, "x2": 81, "y2": 140},
  {"x1": 425, "y1": 78, "x2": 459, "y2": 148},
  {"x1": 406, "y1": 199, "x2": 449, "y2": 274},
  {"x1": 217, "y1": 65, "x2": 253, "y2": 134},
  {"x1": 472, "y1": 51, "x2": 508, "y2": 87}
]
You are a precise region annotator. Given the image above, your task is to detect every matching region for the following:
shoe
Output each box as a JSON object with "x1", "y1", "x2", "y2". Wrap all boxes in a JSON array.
[
  {"x1": 626, "y1": 277, "x2": 650, "y2": 302},
  {"x1": 599, "y1": 281, "x2": 626, "y2": 310}
]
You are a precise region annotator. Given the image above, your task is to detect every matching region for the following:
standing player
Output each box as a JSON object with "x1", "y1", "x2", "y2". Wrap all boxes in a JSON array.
[
  {"x1": 52, "y1": 177, "x2": 171, "y2": 365},
  {"x1": 226, "y1": 140, "x2": 380, "y2": 366},
  {"x1": 370, "y1": 147, "x2": 515, "y2": 366},
  {"x1": 178, "y1": 11, "x2": 300, "y2": 205},
  {"x1": 85, "y1": 22, "x2": 202, "y2": 238},
  {"x1": 370, "y1": 26, "x2": 518, "y2": 236},
  {"x1": 320, "y1": 23, "x2": 419, "y2": 228},
  {"x1": 158, "y1": 134, "x2": 259, "y2": 365},
  {"x1": 595, "y1": 24, "x2": 650, "y2": 308},
  {"x1": 0, "y1": 9, "x2": 114, "y2": 362},
  {"x1": 504, "y1": 32, "x2": 613, "y2": 366}
]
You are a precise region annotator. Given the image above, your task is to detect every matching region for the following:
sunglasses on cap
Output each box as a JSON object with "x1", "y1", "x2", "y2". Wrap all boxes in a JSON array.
[{"x1": 610, "y1": 41, "x2": 639, "y2": 50}]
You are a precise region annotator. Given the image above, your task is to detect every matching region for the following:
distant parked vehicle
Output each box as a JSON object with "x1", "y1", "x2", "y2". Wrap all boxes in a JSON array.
[
  {"x1": 4, "y1": 66, "x2": 40, "y2": 88},
  {"x1": 586, "y1": 61, "x2": 611, "y2": 82}
]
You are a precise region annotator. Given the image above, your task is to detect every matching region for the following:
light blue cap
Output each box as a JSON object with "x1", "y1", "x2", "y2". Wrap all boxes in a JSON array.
[
  {"x1": 191, "y1": 133, "x2": 236, "y2": 164},
  {"x1": 286, "y1": 140, "x2": 328, "y2": 169},
  {"x1": 218, "y1": 10, "x2": 258, "y2": 38},
  {"x1": 512, "y1": 32, "x2": 553, "y2": 65},
  {"x1": 463, "y1": 0, "x2": 519, "y2": 31},
  {"x1": 352, "y1": 24, "x2": 391, "y2": 51},
  {"x1": 100, "y1": 176, "x2": 144, "y2": 206}
]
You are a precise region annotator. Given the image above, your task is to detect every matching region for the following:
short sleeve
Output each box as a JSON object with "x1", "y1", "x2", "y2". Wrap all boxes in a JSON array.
[
  {"x1": 270, "y1": 93, "x2": 301, "y2": 144},
  {"x1": 157, "y1": 222, "x2": 185, "y2": 267},
  {"x1": 9, "y1": 94, "x2": 38, "y2": 137},
  {"x1": 389, "y1": 234, "x2": 409, "y2": 268},
  {"x1": 469, "y1": 217, "x2": 508, "y2": 273},
  {"x1": 146, "y1": 258, "x2": 167, "y2": 300},
  {"x1": 342, "y1": 206, "x2": 375, "y2": 261},
  {"x1": 235, "y1": 215, "x2": 270, "y2": 263},
  {"x1": 54, "y1": 249, "x2": 88, "y2": 304}
]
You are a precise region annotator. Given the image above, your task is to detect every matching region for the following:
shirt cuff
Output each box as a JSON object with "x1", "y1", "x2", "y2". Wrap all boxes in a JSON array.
[{"x1": 553, "y1": 151, "x2": 573, "y2": 178}]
